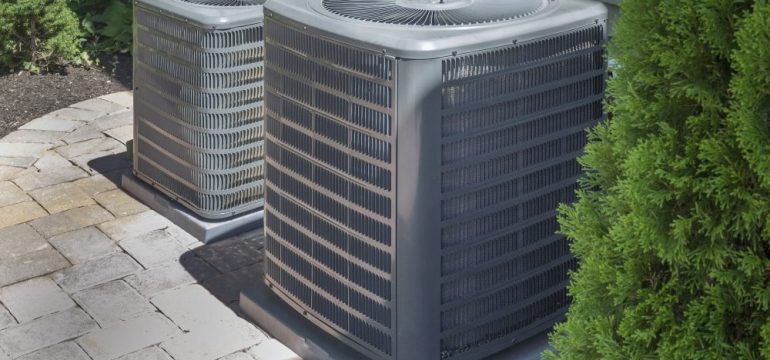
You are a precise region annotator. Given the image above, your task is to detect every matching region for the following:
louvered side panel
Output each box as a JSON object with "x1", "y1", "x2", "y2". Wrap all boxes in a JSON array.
[
  {"x1": 263, "y1": 17, "x2": 396, "y2": 359},
  {"x1": 438, "y1": 26, "x2": 606, "y2": 359},
  {"x1": 133, "y1": 6, "x2": 266, "y2": 218}
]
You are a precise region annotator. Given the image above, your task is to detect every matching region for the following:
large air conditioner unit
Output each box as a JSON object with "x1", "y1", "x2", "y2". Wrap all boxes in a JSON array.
[
  {"x1": 260, "y1": 0, "x2": 607, "y2": 358},
  {"x1": 132, "y1": 0, "x2": 266, "y2": 219}
]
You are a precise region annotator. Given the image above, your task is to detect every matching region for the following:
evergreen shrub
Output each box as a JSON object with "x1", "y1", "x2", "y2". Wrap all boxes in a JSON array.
[
  {"x1": 547, "y1": 0, "x2": 770, "y2": 358},
  {"x1": 0, "y1": 0, "x2": 85, "y2": 73}
]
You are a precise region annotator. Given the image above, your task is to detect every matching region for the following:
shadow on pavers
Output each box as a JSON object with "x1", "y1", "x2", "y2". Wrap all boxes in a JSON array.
[
  {"x1": 180, "y1": 229, "x2": 266, "y2": 320},
  {"x1": 86, "y1": 151, "x2": 132, "y2": 186},
  {"x1": 88, "y1": 151, "x2": 267, "y2": 321}
]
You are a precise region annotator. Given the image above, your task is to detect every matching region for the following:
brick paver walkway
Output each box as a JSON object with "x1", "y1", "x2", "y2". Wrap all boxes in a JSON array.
[{"x1": 0, "y1": 92, "x2": 297, "y2": 360}]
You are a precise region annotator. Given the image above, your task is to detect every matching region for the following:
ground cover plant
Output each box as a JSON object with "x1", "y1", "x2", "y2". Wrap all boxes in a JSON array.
[{"x1": 547, "y1": 0, "x2": 770, "y2": 358}]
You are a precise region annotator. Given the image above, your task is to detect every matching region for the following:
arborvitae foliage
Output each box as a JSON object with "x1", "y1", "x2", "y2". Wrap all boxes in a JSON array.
[{"x1": 547, "y1": 0, "x2": 770, "y2": 358}]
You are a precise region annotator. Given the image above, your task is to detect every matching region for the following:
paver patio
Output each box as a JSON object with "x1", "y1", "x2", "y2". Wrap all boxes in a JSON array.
[{"x1": 0, "y1": 92, "x2": 297, "y2": 360}]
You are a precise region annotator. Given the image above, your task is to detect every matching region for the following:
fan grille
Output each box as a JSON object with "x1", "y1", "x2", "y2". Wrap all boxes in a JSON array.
[
  {"x1": 178, "y1": 0, "x2": 265, "y2": 6},
  {"x1": 321, "y1": 0, "x2": 549, "y2": 26}
]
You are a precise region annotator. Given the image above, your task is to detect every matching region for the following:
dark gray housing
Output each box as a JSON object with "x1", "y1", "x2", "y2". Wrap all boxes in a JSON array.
[
  {"x1": 261, "y1": 0, "x2": 608, "y2": 358},
  {"x1": 132, "y1": 0, "x2": 266, "y2": 219}
]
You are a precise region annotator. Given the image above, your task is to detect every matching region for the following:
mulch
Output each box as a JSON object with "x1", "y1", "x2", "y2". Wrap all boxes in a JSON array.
[{"x1": 0, "y1": 54, "x2": 133, "y2": 138}]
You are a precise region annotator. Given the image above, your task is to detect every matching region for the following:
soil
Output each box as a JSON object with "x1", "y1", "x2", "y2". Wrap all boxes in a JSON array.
[{"x1": 0, "y1": 54, "x2": 133, "y2": 138}]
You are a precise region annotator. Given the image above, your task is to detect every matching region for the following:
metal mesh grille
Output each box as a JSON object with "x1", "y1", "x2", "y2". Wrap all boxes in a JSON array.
[
  {"x1": 133, "y1": 6, "x2": 265, "y2": 218},
  {"x1": 438, "y1": 25, "x2": 605, "y2": 358},
  {"x1": 263, "y1": 17, "x2": 396, "y2": 358},
  {"x1": 322, "y1": 0, "x2": 548, "y2": 26}
]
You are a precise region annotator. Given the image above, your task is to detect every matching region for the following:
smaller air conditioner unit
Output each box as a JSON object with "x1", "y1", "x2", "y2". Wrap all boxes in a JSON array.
[{"x1": 132, "y1": 0, "x2": 266, "y2": 219}]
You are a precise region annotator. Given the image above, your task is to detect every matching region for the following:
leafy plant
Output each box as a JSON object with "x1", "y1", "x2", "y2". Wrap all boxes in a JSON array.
[
  {"x1": 546, "y1": 0, "x2": 770, "y2": 358},
  {"x1": 80, "y1": 0, "x2": 133, "y2": 54},
  {"x1": 0, "y1": 0, "x2": 87, "y2": 73}
]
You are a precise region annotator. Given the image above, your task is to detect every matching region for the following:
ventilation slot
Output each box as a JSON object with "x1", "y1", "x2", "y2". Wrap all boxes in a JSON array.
[{"x1": 264, "y1": 18, "x2": 396, "y2": 357}]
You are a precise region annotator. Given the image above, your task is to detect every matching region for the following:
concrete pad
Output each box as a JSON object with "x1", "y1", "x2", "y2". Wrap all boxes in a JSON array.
[{"x1": 122, "y1": 174, "x2": 263, "y2": 244}]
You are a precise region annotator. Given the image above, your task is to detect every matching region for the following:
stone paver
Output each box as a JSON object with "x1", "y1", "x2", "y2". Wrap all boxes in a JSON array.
[
  {"x1": 124, "y1": 261, "x2": 200, "y2": 298},
  {"x1": 53, "y1": 253, "x2": 142, "y2": 293},
  {"x1": 117, "y1": 346, "x2": 173, "y2": 360},
  {"x1": 151, "y1": 285, "x2": 239, "y2": 332},
  {"x1": 220, "y1": 351, "x2": 255, "y2": 360},
  {"x1": 63, "y1": 125, "x2": 105, "y2": 144},
  {"x1": 49, "y1": 227, "x2": 120, "y2": 264},
  {"x1": 0, "y1": 305, "x2": 15, "y2": 331},
  {"x1": 0, "y1": 143, "x2": 52, "y2": 159},
  {"x1": 165, "y1": 225, "x2": 201, "y2": 249},
  {"x1": 0, "y1": 224, "x2": 49, "y2": 260},
  {"x1": 71, "y1": 98, "x2": 128, "y2": 115},
  {"x1": 56, "y1": 137, "x2": 124, "y2": 160},
  {"x1": 194, "y1": 233, "x2": 263, "y2": 273},
  {"x1": 154, "y1": 285, "x2": 266, "y2": 360},
  {"x1": 29, "y1": 205, "x2": 114, "y2": 238},
  {"x1": 92, "y1": 111, "x2": 133, "y2": 131},
  {"x1": 0, "y1": 278, "x2": 75, "y2": 323},
  {"x1": 16, "y1": 341, "x2": 90, "y2": 360},
  {"x1": 0, "y1": 181, "x2": 29, "y2": 208},
  {"x1": 119, "y1": 230, "x2": 188, "y2": 268},
  {"x1": 248, "y1": 340, "x2": 300, "y2": 360},
  {"x1": 0, "y1": 307, "x2": 97, "y2": 358},
  {"x1": 77, "y1": 313, "x2": 180, "y2": 360},
  {"x1": 105, "y1": 125, "x2": 133, "y2": 144},
  {"x1": 45, "y1": 107, "x2": 103, "y2": 123},
  {"x1": 29, "y1": 182, "x2": 95, "y2": 214},
  {"x1": 74, "y1": 174, "x2": 117, "y2": 197},
  {"x1": 0, "y1": 202, "x2": 47, "y2": 230},
  {"x1": 0, "y1": 249, "x2": 70, "y2": 287},
  {"x1": 0, "y1": 92, "x2": 286, "y2": 360},
  {"x1": 19, "y1": 117, "x2": 83, "y2": 133},
  {"x1": 94, "y1": 189, "x2": 147, "y2": 217},
  {"x1": 72, "y1": 150, "x2": 130, "y2": 175},
  {"x1": 0, "y1": 166, "x2": 23, "y2": 181},
  {"x1": 161, "y1": 321, "x2": 264, "y2": 360},
  {"x1": 98, "y1": 211, "x2": 171, "y2": 241},
  {"x1": 0, "y1": 156, "x2": 36, "y2": 168},
  {"x1": 0, "y1": 130, "x2": 66, "y2": 145},
  {"x1": 33, "y1": 152, "x2": 71, "y2": 171},
  {"x1": 73, "y1": 280, "x2": 155, "y2": 327},
  {"x1": 99, "y1": 92, "x2": 133, "y2": 108},
  {"x1": 13, "y1": 166, "x2": 89, "y2": 192}
]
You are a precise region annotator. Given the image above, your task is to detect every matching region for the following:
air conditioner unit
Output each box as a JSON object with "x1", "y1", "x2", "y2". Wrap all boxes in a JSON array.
[
  {"x1": 260, "y1": 0, "x2": 607, "y2": 358},
  {"x1": 132, "y1": 0, "x2": 266, "y2": 219}
]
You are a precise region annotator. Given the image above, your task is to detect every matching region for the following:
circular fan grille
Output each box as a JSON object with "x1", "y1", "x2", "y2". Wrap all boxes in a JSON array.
[
  {"x1": 179, "y1": 0, "x2": 265, "y2": 6},
  {"x1": 321, "y1": 0, "x2": 549, "y2": 26}
]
